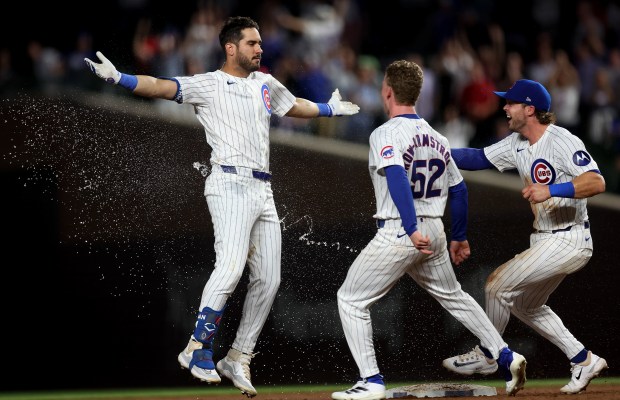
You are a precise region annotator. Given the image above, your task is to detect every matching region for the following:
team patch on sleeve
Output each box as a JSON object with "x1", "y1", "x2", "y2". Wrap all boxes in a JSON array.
[
  {"x1": 380, "y1": 145, "x2": 395, "y2": 159},
  {"x1": 572, "y1": 150, "x2": 592, "y2": 166},
  {"x1": 261, "y1": 84, "x2": 272, "y2": 114}
]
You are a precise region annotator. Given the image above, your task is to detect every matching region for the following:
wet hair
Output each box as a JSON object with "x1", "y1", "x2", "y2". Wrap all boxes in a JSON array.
[
  {"x1": 385, "y1": 60, "x2": 423, "y2": 106},
  {"x1": 219, "y1": 16, "x2": 260, "y2": 51}
]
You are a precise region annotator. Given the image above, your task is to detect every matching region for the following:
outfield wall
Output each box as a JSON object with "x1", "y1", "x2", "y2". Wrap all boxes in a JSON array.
[{"x1": 1, "y1": 92, "x2": 617, "y2": 391}]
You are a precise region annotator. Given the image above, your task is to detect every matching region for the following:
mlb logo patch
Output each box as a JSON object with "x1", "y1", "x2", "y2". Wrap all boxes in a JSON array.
[{"x1": 381, "y1": 145, "x2": 395, "y2": 159}]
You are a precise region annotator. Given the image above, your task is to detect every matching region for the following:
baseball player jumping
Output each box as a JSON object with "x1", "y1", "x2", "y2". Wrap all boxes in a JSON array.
[
  {"x1": 442, "y1": 79, "x2": 608, "y2": 394},
  {"x1": 85, "y1": 16, "x2": 359, "y2": 397},
  {"x1": 332, "y1": 60, "x2": 527, "y2": 400}
]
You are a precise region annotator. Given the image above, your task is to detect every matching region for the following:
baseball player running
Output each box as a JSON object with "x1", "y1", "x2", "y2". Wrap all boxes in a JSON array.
[
  {"x1": 332, "y1": 60, "x2": 526, "y2": 400},
  {"x1": 442, "y1": 79, "x2": 608, "y2": 394},
  {"x1": 85, "y1": 16, "x2": 359, "y2": 397}
]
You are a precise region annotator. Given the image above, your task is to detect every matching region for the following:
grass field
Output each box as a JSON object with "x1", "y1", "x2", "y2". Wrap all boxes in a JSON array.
[{"x1": 2, "y1": 378, "x2": 619, "y2": 400}]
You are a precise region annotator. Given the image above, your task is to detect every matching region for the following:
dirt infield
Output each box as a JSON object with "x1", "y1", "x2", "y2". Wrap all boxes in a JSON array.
[
  {"x1": 146, "y1": 386, "x2": 620, "y2": 400},
  {"x1": 108, "y1": 384, "x2": 620, "y2": 400},
  {"x1": 246, "y1": 386, "x2": 618, "y2": 399}
]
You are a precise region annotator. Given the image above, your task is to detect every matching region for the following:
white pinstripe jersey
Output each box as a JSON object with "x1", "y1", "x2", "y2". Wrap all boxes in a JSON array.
[
  {"x1": 176, "y1": 70, "x2": 296, "y2": 171},
  {"x1": 484, "y1": 124, "x2": 599, "y2": 231},
  {"x1": 369, "y1": 115, "x2": 463, "y2": 220}
]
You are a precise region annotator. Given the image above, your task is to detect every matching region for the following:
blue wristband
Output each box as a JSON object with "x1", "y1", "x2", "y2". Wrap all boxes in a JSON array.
[
  {"x1": 118, "y1": 73, "x2": 138, "y2": 91},
  {"x1": 317, "y1": 103, "x2": 333, "y2": 117},
  {"x1": 548, "y1": 182, "x2": 575, "y2": 198}
]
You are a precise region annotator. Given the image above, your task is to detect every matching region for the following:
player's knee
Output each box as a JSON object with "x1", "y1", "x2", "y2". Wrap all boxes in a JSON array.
[
  {"x1": 257, "y1": 274, "x2": 281, "y2": 298},
  {"x1": 336, "y1": 287, "x2": 355, "y2": 309},
  {"x1": 484, "y1": 282, "x2": 502, "y2": 301}
]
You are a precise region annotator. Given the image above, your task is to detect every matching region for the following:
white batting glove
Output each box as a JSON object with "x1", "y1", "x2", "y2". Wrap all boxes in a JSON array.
[
  {"x1": 328, "y1": 88, "x2": 360, "y2": 116},
  {"x1": 84, "y1": 51, "x2": 121, "y2": 84}
]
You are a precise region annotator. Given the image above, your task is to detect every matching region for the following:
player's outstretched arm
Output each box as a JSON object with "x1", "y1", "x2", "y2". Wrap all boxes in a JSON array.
[
  {"x1": 326, "y1": 88, "x2": 360, "y2": 116},
  {"x1": 84, "y1": 51, "x2": 178, "y2": 100},
  {"x1": 286, "y1": 88, "x2": 360, "y2": 118}
]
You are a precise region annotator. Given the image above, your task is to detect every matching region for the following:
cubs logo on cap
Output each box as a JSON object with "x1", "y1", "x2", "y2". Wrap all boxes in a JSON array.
[{"x1": 494, "y1": 79, "x2": 551, "y2": 111}]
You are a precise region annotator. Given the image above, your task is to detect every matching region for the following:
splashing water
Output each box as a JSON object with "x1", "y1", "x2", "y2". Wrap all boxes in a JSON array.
[
  {"x1": 1, "y1": 94, "x2": 214, "y2": 312},
  {"x1": 280, "y1": 212, "x2": 359, "y2": 253},
  {"x1": 1, "y1": 93, "x2": 358, "y2": 317}
]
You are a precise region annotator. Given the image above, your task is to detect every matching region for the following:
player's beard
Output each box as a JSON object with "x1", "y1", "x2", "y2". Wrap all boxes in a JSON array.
[
  {"x1": 238, "y1": 53, "x2": 261, "y2": 73},
  {"x1": 508, "y1": 113, "x2": 526, "y2": 133}
]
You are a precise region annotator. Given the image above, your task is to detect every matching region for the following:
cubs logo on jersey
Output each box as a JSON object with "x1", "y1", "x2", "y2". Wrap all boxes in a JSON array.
[
  {"x1": 573, "y1": 150, "x2": 591, "y2": 166},
  {"x1": 381, "y1": 145, "x2": 395, "y2": 159},
  {"x1": 261, "y1": 84, "x2": 272, "y2": 114},
  {"x1": 530, "y1": 158, "x2": 556, "y2": 185}
]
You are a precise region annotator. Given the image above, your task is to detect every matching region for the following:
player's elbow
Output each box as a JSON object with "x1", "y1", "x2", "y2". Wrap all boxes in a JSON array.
[
  {"x1": 589, "y1": 172, "x2": 606, "y2": 196},
  {"x1": 593, "y1": 173, "x2": 606, "y2": 195}
]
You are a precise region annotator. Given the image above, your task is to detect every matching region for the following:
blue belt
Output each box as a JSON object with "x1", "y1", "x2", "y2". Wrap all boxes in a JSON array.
[
  {"x1": 548, "y1": 220, "x2": 590, "y2": 234},
  {"x1": 221, "y1": 165, "x2": 272, "y2": 182}
]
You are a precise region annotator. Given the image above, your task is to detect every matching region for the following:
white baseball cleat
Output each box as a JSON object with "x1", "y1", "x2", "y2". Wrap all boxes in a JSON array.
[
  {"x1": 560, "y1": 352, "x2": 608, "y2": 394},
  {"x1": 177, "y1": 336, "x2": 221, "y2": 383},
  {"x1": 216, "y1": 348, "x2": 257, "y2": 397},
  {"x1": 442, "y1": 345, "x2": 499, "y2": 375},
  {"x1": 332, "y1": 380, "x2": 386, "y2": 400},
  {"x1": 498, "y1": 350, "x2": 527, "y2": 396}
]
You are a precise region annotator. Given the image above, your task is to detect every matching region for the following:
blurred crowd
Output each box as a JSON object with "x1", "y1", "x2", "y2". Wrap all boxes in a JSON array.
[{"x1": 2, "y1": 0, "x2": 620, "y2": 192}]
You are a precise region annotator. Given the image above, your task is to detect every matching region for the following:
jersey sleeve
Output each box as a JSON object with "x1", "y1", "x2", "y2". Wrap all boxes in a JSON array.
[
  {"x1": 266, "y1": 74, "x2": 296, "y2": 117},
  {"x1": 369, "y1": 123, "x2": 404, "y2": 176},
  {"x1": 436, "y1": 132, "x2": 464, "y2": 187},
  {"x1": 555, "y1": 132, "x2": 601, "y2": 178},
  {"x1": 174, "y1": 73, "x2": 214, "y2": 105},
  {"x1": 483, "y1": 132, "x2": 519, "y2": 172},
  {"x1": 447, "y1": 155, "x2": 465, "y2": 187}
]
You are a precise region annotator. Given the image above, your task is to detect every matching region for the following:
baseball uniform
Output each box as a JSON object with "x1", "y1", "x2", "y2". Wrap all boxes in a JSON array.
[
  {"x1": 175, "y1": 69, "x2": 296, "y2": 353},
  {"x1": 482, "y1": 125, "x2": 597, "y2": 357},
  {"x1": 336, "y1": 114, "x2": 511, "y2": 379}
]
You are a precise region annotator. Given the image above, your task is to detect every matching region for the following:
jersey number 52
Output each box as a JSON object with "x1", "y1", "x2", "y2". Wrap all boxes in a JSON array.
[{"x1": 410, "y1": 159, "x2": 445, "y2": 199}]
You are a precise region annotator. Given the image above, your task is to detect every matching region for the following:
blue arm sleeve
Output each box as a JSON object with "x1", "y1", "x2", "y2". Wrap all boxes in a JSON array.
[
  {"x1": 448, "y1": 181, "x2": 468, "y2": 241},
  {"x1": 385, "y1": 165, "x2": 417, "y2": 236},
  {"x1": 452, "y1": 148, "x2": 494, "y2": 170}
]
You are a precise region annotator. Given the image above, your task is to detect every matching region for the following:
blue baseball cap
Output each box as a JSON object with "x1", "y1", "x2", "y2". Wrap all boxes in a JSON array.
[{"x1": 494, "y1": 79, "x2": 551, "y2": 111}]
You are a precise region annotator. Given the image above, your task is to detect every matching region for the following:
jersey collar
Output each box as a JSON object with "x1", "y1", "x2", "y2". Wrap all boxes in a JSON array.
[{"x1": 394, "y1": 113, "x2": 421, "y2": 119}]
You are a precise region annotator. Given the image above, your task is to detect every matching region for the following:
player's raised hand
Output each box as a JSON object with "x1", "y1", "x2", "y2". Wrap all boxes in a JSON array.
[
  {"x1": 84, "y1": 51, "x2": 121, "y2": 84},
  {"x1": 328, "y1": 88, "x2": 360, "y2": 116},
  {"x1": 410, "y1": 230, "x2": 433, "y2": 255}
]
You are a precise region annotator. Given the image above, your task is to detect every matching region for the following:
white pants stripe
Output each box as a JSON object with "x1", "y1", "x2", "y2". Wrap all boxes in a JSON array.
[
  {"x1": 485, "y1": 228, "x2": 592, "y2": 359},
  {"x1": 199, "y1": 168, "x2": 281, "y2": 353},
  {"x1": 338, "y1": 218, "x2": 507, "y2": 378}
]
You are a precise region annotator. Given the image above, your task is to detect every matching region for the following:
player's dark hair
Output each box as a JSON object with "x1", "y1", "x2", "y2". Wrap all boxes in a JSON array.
[
  {"x1": 219, "y1": 16, "x2": 260, "y2": 51},
  {"x1": 385, "y1": 60, "x2": 423, "y2": 106},
  {"x1": 535, "y1": 110, "x2": 557, "y2": 125}
]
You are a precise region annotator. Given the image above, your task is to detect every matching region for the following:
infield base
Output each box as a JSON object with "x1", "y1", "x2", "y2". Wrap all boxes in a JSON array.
[{"x1": 386, "y1": 383, "x2": 497, "y2": 398}]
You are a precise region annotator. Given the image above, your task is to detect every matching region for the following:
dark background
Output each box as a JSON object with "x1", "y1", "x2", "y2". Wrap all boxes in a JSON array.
[
  {"x1": 1, "y1": 93, "x2": 617, "y2": 392},
  {"x1": 2, "y1": 0, "x2": 583, "y2": 82}
]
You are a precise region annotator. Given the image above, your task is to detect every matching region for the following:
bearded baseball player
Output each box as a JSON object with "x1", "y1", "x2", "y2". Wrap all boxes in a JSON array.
[
  {"x1": 332, "y1": 60, "x2": 527, "y2": 400},
  {"x1": 442, "y1": 79, "x2": 608, "y2": 394},
  {"x1": 85, "y1": 16, "x2": 359, "y2": 397}
]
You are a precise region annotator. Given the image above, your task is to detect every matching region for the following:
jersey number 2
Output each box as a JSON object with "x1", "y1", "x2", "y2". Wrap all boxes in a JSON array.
[{"x1": 411, "y1": 159, "x2": 445, "y2": 198}]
